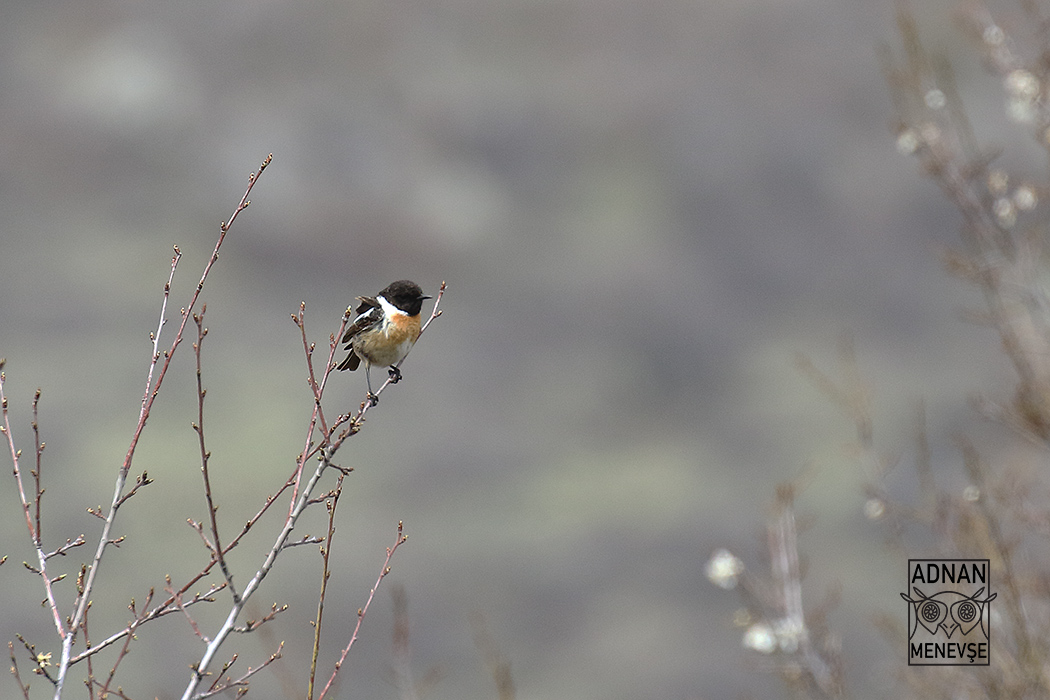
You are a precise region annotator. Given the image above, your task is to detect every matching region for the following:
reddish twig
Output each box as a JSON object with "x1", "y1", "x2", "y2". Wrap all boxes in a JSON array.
[
  {"x1": 308, "y1": 475, "x2": 344, "y2": 700},
  {"x1": 192, "y1": 306, "x2": 238, "y2": 601},
  {"x1": 69, "y1": 471, "x2": 292, "y2": 664},
  {"x1": 80, "y1": 591, "x2": 95, "y2": 695},
  {"x1": 1, "y1": 371, "x2": 66, "y2": 639},
  {"x1": 232, "y1": 601, "x2": 288, "y2": 634},
  {"x1": 31, "y1": 389, "x2": 44, "y2": 545},
  {"x1": 198, "y1": 641, "x2": 283, "y2": 699},
  {"x1": 13, "y1": 633, "x2": 55, "y2": 686},
  {"x1": 317, "y1": 522, "x2": 408, "y2": 700},
  {"x1": 94, "y1": 588, "x2": 155, "y2": 698},
  {"x1": 168, "y1": 580, "x2": 210, "y2": 643},
  {"x1": 42, "y1": 154, "x2": 271, "y2": 696},
  {"x1": 289, "y1": 303, "x2": 353, "y2": 515},
  {"x1": 8, "y1": 641, "x2": 31, "y2": 700}
]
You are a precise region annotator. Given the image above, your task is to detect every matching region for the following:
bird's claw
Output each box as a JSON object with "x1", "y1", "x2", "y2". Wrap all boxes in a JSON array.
[{"x1": 388, "y1": 366, "x2": 402, "y2": 383}]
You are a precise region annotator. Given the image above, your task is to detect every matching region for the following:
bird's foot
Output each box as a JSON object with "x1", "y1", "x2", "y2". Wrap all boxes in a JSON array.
[
  {"x1": 388, "y1": 366, "x2": 403, "y2": 383},
  {"x1": 367, "y1": 392, "x2": 379, "y2": 407}
]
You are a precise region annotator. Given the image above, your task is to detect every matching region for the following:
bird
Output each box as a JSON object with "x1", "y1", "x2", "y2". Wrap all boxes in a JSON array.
[{"x1": 337, "y1": 280, "x2": 431, "y2": 405}]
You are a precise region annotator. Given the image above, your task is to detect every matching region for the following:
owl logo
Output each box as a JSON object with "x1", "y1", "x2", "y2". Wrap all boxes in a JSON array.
[
  {"x1": 900, "y1": 586, "x2": 996, "y2": 639},
  {"x1": 901, "y1": 559, "x2": 995, "y2": 666}
]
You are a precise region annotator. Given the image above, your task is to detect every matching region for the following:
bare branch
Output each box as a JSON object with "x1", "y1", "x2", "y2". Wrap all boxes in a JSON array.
[
  {"x1": 68, "y1": 583, "x2": 224, "y2": 665},
  {"x1": 232, "y1": 602, "x2": 288, "y2": 634},
  {"x1": 3, "y1": 153, "x2": 444, "y2": 700},
  {"x1": 8, "y1": 641, "x2": 32, "y2": 700},
  {"x1": 193, "y1": 306, "x2": 238, "y2": 602},
  {"x1": 44, "y1": 154, "x2": 271, "y2": 697},
  {"x1": 197, "y1": 641, "x2": 283, "y2": 699},
  {"x1": 1, "y1": 375, "x2": 67, "y2": 640},
  {"x1": 309, "y1": 475, "x2": 344, "y2": 700},
  {"x1": 43, "y1": 535, "x2": 85, "y2": 561},
  {"x1": 14, "y1": 633, "x2": 56, "y2": 686},
  {"x1": 317, "y1": 522, "x2": 408, "y2": 700},
  {"x1": 93, "y1": 588, "x2": 156, "y2": 698},
  {"x1": 289, "y1": 302, "x2": 353, "y2": 515}
]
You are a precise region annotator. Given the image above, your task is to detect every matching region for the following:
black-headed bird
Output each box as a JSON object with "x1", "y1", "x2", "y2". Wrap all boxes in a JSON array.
[{"x1": 337, "y1": 280, "x2": 430, "y2": 404}]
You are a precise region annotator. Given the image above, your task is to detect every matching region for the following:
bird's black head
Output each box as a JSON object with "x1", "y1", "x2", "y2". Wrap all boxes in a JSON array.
[{"x1": 380, "y1": 280, "x2": 430, "y2": 316}]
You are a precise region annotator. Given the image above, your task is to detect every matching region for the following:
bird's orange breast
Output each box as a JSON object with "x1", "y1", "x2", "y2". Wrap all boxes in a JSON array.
[{"x1": 351, "y1": 313, "x2": 421, "y2": 367}]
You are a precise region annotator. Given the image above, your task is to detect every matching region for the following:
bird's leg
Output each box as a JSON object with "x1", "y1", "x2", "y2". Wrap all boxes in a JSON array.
[
  {"x1": 365, "y1": 366, "x2": 379, "y2": 406},
  {"x1": 388, "y1": 365, "x2": 402, "y2": 383}
]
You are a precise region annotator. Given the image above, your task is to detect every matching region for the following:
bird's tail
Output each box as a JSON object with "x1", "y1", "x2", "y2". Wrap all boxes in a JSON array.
[{"x1": 336, "y1": 352, "x2": 361, "y2": 371}]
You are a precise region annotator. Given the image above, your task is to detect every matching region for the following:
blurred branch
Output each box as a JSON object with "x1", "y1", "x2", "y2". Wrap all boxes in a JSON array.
[
  {"x1": 888, "y1": 4, "x2": 1050, "y2": 443},
  {"x1": 707, "y1": 482, "x2": 845, "y2": 697},
  {"x1": 768, "y1": 485, "x2": 842, "y2": 698},
  {"x1": 470, "y1": 613, "x2": 516, "y2": 700}
]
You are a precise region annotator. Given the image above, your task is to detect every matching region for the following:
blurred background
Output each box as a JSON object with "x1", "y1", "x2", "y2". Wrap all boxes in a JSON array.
[{"x1": 0, "y1": 0, "x2": 1037, "y2": 697}]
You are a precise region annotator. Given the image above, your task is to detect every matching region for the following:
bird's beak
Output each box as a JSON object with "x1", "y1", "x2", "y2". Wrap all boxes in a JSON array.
[{"x1": 421, "y1": 294, "x2": 432, "y2": 300}]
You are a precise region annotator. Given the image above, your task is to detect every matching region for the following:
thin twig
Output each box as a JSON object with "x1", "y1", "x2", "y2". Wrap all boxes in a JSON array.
[
  {"x1": 52, "y1": 154, "x2": 271, "y2": 697},
  {"x1": 317, "y1": 522, "x2": 408, "y2": 700},
  {"x1": 31, "y1": 389, "x2": 44, "y2": 544},
  {"x1": 95, "y1": 587, "x2": 155, "y2": 698},
  {"x1": 232, "y1": 601, "x2": 288, "y2": 633},
  {"x1": 180, "y1": 454, "x2": 336, "y2": 699},
  {"x1": 68, "y1": 584, "x2": 224, "y2": 665},
  {"x1": 289, "y1": 303, "x2": 352, "y2": 515},
  {"x1": 69, "y1": 468, "x2": 292, "y2": 665},
  {"x1": 197, "y1": 641, "x2": 283, "y2": 699},
  {"x1": 0, "y1": 367, "x2": 66, "y2": 639},
  {"x1": 43, "y1": 535, "x2": 85, "y2": 561},
  {"x1": 8, "y1": 641, "x2": 31, "y2": 700},
  {"x1": 308, "y1": 475, "x2": 344, "y2": 700},
  {"x1": 193, "y1": 307, "x2": 238, "y2": 601}
]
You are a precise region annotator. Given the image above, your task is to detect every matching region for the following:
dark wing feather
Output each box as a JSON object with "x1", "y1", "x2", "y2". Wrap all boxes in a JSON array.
[
  {"x1": 340, "y1": 296, "x2": 381, "y2": 343},
  {"x1": 355, "y1": 295, "x2": 379, "y2": 315},
  {"x1": 336, "y1": 295, "x2": 383, "y2": 371},
  {"x1": 336, "y1": 349, "x2": 361, "y2": 371}
]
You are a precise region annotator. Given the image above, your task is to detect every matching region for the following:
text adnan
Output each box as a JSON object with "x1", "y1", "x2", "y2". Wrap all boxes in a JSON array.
[{"x1": 911, "y1": 561, "x2": 987, "y2": 585}]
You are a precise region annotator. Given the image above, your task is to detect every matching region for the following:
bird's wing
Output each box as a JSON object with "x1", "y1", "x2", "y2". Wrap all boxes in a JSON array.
[
  {"x1": 341, "y1": 296, "x2": 383, "y2": 343},
  {"x1": 354, "y1": 295, "x2": 379, "y2": 315}
]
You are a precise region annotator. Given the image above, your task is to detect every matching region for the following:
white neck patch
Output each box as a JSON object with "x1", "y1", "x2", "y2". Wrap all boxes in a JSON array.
[{"x1": 377, "y1": 294, "x2": 406, "y2": 319}]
